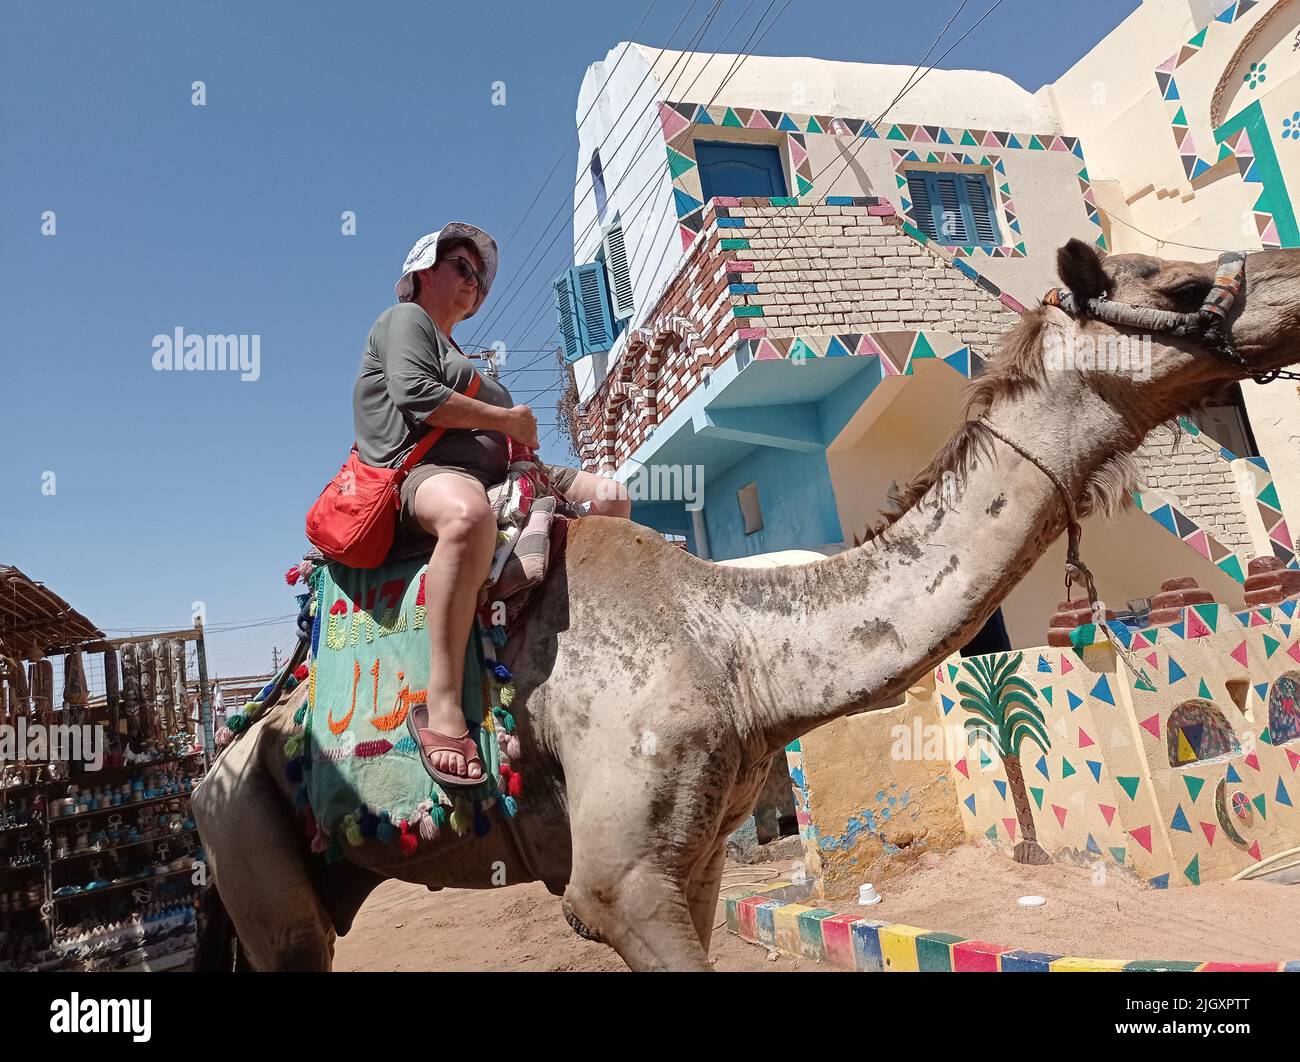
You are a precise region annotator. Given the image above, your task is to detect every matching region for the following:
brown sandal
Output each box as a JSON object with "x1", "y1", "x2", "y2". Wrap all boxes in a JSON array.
[{"x1": 407, "y1": 705, "x2": 486, "y2": 788}]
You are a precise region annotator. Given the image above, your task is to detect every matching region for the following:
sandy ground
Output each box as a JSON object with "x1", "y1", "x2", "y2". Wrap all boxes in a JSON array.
[
  {"x1": 333, "y1": 844, "x2": 1300, "y2": 970},
  {"x1": 333, "y1": 858, "x2": 827, "y2": 972},
  {"x1": 823, "y1": 845, "x2": 1300, "y2": 964}
]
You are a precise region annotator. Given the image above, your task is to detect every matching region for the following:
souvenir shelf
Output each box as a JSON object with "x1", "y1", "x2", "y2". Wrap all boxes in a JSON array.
[
  {"x1": 0, "y1": 747, "x2": 207, "y2": 972},
  {"x1": 0, "y1": 589, "x2": 217, "y2": 973}
]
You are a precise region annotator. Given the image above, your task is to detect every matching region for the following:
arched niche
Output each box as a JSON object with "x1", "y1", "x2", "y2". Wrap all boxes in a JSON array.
[{"x1": 1167, "y1": 698, "x2": 1240, "y2": 767}]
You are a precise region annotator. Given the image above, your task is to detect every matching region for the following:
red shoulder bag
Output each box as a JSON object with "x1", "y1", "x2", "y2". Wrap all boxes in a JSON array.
[{"x1": 305, "y1": 373, "x2": 483, "y2": 569}]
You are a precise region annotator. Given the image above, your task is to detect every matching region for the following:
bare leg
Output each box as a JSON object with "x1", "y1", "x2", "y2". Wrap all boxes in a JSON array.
[
  {"x1": 411, "y1": 472, "x2": 497, "y2": 780},
  {"x1": 560, "y1": 469, "x2": 631, "y2": 519}
]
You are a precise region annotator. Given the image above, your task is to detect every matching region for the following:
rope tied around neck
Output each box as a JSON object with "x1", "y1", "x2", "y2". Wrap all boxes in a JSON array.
[{"x1": 976, "y1": 417, "x2": 1144, "y2": 680}]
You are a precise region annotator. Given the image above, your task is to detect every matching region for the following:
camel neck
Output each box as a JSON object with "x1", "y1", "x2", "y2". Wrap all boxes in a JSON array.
[{"x1": 735, "y1": 387, "x2": 1135, "y2": 752}]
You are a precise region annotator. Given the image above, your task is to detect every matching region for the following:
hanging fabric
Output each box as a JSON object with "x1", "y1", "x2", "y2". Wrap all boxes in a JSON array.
[{"x1": 104, "y1": 648, "x2": 121, "y2": 734}]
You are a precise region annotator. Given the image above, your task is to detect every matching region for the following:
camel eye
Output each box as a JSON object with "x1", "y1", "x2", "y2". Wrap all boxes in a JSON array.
[{"x1": 1169, "y1": 280, "x2": 1211, "y2": 308}]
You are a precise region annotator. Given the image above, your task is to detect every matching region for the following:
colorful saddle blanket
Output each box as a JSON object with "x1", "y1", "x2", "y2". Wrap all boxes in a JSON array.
[
  {"x1": 220, "y1": 445, "x2": 573, "y2": 861},
  {"x1": 282, "y1": 556, "x2": 525, "y2": 862}
]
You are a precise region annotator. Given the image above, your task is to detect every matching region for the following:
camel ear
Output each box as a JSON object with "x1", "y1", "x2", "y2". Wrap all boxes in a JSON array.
[{"x1": 1056, "y1": 238, "x2": 1111, "y2": 302}]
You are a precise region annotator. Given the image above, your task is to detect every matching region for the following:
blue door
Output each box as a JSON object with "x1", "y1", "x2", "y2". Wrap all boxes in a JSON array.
[{"x1": 695, "y1": 141, "x2": 788, "y2": 201}]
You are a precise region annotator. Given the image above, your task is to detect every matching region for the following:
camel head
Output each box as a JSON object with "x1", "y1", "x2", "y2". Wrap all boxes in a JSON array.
[
  {"x1": 1040, "y1": 238, "x2": 1300, "y2": 429},
  {"x1": 866, "y1": 239, "x2": 1300, "y2": 538}
]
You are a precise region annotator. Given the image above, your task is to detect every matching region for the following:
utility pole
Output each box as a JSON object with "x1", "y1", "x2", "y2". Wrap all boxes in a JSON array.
[{"x1": 271, "y1": 646, "x2": 280, "y2": 671}]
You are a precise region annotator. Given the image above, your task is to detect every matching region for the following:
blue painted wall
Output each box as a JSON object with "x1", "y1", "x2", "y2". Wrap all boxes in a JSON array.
[
  {"x1": 629, "y1": 500, "x2": 697, "y2": 554},
  {"x1": 702, "y1": 447, "x2": 840, "y2": 560}
]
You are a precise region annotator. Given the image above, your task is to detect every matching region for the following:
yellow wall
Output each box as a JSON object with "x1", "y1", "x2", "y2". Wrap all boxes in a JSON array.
[{"x1": 794, "y1": 678, "x2": 966, "y2": 901}]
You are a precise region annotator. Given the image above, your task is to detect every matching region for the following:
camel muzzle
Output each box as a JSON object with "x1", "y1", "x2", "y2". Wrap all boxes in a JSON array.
[{"x1": 1043, "y1": 251, "x2": 1300, "y2": 384}]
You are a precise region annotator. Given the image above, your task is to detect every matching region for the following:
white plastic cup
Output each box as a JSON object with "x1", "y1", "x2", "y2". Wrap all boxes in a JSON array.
[{"x1": 858, "y1": 882, "x2": 882, "y2": 905}]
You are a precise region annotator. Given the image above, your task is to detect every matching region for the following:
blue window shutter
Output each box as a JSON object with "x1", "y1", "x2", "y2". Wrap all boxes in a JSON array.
[
  {"x1": 931, "y1": 173, "x2": 970, "y2": 244},
  {"x1": 601, "y1": 220, "x2": 635, "y2": 320},
  {"x1": 906, "y1": 171, "x2": 938, "y2": 240},
  {"x1": 554, "y1": 270, "x2": 581, "y2": 362},
  {"x1": 963, "y1": 174, "x2": 1001, "y2": 247},
  {"x1": 574, "y1": 262, "x2": 614, "y2": 357},
  {"x1": 695, "y1": 141, "x2": 788, "y2": 201},
  {"x1": 904, "y1": 169, "x2": 1000, "y2": 248}
]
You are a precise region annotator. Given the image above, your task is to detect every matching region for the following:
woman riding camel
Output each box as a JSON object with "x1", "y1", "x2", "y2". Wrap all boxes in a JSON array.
[{"x1": 352, "y1": 224, "x2": 630, "y2": 787}]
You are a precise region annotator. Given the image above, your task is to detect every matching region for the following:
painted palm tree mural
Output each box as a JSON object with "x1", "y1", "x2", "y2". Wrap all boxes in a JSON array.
[{"x1": 956, "y1": 651, "x2": 1052, "y2": 865}]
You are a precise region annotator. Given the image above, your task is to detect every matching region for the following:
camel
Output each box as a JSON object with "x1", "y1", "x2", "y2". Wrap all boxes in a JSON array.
[{"x1": 193, "y1": 239, "x2": 1300, "y2": 971}]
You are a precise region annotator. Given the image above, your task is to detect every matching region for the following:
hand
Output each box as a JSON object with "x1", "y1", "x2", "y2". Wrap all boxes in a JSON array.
[{"x1": 505, "y1": 404, "x2": 539, "y2": 450}]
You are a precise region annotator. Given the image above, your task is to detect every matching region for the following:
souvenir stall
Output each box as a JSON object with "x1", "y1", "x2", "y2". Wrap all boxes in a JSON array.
[{"x1": 0, "y1": 566, "x2": 214, "y2": 972}]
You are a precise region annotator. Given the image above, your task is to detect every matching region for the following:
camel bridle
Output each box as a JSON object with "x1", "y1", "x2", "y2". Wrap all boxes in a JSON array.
[{"x1": 1042, "y1": 250, "x2": 1300, "y2": 385}]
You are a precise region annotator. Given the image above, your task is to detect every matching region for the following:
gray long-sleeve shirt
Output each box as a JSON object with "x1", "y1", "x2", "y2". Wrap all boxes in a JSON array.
[{"x1": 352, "y1": 302, "x2": 514, "y2": 482}]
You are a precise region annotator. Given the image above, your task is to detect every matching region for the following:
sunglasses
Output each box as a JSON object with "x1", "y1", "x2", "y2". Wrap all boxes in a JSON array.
[{"x1": 441, "y1": 255, "x2": 488, "y2": 290}]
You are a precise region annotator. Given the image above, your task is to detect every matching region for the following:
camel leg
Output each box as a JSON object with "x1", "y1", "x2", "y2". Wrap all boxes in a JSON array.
[
  {"x1": 685, "y1": 839, "x2": 728, "y2": 953},
  {"x1": 563, "y1": 858, "x2": 711, "y2": 971},
  {"x1": 562, "y1": 773, "x2": 724, "y2": 971},
  {"x1": 195, "y1": 754, "x2": 335, "y2": 971},
  {"x1": 209, "y1": 808, "x2": 335, "y2": 970}
]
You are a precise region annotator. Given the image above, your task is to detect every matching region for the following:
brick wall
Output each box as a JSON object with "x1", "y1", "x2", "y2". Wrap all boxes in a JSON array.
[
  {"x1": 577, "y1": 197, "x2": 1025, "y2": 470},
  {"x1": 1132, "y1": 425, "x2": 1253, "y2": 551},
  {"x1": 576, "y1": 209, "x2": 737, "y2": 470},
  {"x1": 725, "y1": 198, "x2": 1018, "y2": 352}
]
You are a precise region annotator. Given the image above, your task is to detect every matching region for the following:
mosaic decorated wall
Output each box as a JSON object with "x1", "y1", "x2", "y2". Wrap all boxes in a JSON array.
[
  {"x1": 1050, "y1": 0, "x2": 1300, "y2": 562},
  {"x1": 931, "y1": 599, "x2": 1300, "y2": 886},
  {"x1": 656, "y1": 99, "x2": 1104, "y2": 303}
]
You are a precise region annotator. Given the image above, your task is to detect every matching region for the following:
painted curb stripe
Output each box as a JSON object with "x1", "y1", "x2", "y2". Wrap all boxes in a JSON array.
[{"x1": 725, "y1": 882, "x2": 1295, "y2": 971}]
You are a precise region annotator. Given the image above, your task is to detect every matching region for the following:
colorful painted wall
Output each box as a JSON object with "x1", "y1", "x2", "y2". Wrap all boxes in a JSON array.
[
  {"x1": 658, "y1": 100, "x2": 1104, "y2": 308},
  {"x1": 1050, "y1": 0, "x2": 1300, "y2": 570},
  {"x1": 930, "y1": 599, "x2": 1300, "y2": 887}
]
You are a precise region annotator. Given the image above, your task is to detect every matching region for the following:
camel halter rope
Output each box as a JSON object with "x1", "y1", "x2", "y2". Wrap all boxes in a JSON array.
[
  {"x1": 974, "y1": 252, "x2": 1266, "y2": 678},
  {"x1": 977, "y1": 418, "x2": 1149, "y2": 682},
  {"x1": 1042, "y1": 250, "x2": 1300, "y2": 385}
]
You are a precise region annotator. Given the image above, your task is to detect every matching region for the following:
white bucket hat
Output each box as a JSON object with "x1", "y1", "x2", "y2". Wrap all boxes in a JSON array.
[{"x1": 395, "y1": 223, "x2": 499, "y2": 318}]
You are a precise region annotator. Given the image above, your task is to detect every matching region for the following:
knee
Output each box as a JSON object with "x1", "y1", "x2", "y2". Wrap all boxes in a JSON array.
[
  {"x1": 587, "y1": 477, "x2": 631, "y2": 519},
  {"x1": 427, "y1": 498, "x2": 495, "y2": 543}
]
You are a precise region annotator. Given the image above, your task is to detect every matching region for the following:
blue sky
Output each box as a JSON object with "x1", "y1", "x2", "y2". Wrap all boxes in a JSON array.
[{"x1": 1, "y1": 0, "x2": 1139, "y2": 679}]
